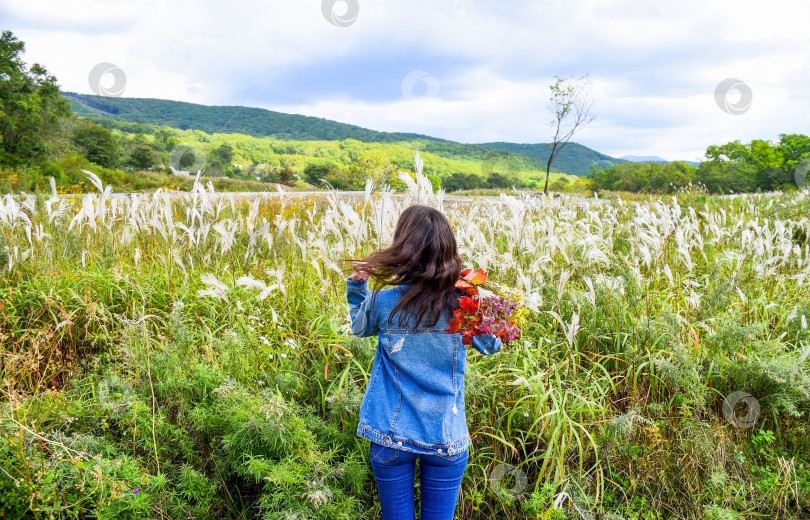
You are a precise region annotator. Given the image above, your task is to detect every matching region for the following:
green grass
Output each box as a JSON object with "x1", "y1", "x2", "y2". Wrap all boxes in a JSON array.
[{"x1": 0, "y1": 175, "x2": 808, "y2": 519}]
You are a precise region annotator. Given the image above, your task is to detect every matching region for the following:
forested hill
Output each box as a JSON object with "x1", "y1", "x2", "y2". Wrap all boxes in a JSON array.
[
  {"x1": 66, "y1": 92, "x2": 624, "y2": 176},
  {"x1": 64, "y1": 92, "x2": 425, "y2": 143},
  {"x1": 482, "y1": 142, "x2": 627, "y2": 175}
]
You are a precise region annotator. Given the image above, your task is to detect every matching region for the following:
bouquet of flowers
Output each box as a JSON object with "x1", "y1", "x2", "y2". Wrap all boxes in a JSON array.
[{"x1": 444, "y1": 268, "x2": 523, "y2": 345}]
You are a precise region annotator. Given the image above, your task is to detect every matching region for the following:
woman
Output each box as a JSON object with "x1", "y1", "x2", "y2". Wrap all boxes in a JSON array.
[{"x1": 346, "y1": 204, "x2": 502, "y2": 520}]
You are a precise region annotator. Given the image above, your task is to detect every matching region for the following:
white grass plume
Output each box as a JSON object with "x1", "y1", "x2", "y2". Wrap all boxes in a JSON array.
[{"x1": 198, "y1": 273, "x2": 231, "y2": 302}]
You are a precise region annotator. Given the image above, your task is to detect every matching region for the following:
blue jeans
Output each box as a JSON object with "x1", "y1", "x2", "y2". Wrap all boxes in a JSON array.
[{"x1": 369, "y1": 442, "x2": 468, "y2": 520}]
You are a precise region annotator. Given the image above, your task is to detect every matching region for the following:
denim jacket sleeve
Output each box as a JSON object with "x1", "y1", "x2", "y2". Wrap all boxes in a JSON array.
[
  {"x1": 470, "y1": 334, "x2": 502, "y2": 356},
  {"x1": 346, "y1": 278, "x2": 378, "y2": 338}
]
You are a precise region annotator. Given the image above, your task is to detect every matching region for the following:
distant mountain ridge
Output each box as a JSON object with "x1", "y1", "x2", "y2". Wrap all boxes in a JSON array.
[
  {"x1": 621, "y1": 155, "x2": 700, "y2": 167},
  {"x1": 621, "y1": 155, "x2": 668, "y2": 163},
  {"x1": 65, "y1": 92, "x2": 630, "y2": 176},
  {"x1": 64, "y1": 92, "x2": 416, "y2": 143},
  {"x1": 483, "y1": 142, "x2": 627, "y2": 176}
]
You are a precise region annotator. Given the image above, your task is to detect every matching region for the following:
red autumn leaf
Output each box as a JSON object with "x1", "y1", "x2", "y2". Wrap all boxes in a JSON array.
[
  {"x1": 455, "y1": 268, "x2": 486, "y2": 294},
  {"x1": 455, "y1": 282, "x2": 479, "y2": 298},
  {"x1": 455, "y1": 279, "x2": 470, "y2": 289},
  {"x1": 447, "y1": 267, "x2": 520, "y2": 346},
  {"x1": 458, "y1": 296, "x2": 480, "y2": 313},
  {"x1": 454, "y1": 278, "x2": 476, "y2": 293},
  {"x1": 445, "y1": 318, "x2": 461, "y2": 333},
  {"x1": 463, "y1": 268, "x2": 487, "y2": 285}
]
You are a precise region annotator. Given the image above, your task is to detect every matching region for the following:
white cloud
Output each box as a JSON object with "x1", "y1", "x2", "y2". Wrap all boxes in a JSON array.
[{"x1": 3, "y1": 0, "x2": 809, "y2": 159}]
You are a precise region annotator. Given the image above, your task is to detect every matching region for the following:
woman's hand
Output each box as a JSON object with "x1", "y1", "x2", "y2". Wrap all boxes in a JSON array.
[{"x1": 351, "y1": 264, "x2": 369, "y2": 281}]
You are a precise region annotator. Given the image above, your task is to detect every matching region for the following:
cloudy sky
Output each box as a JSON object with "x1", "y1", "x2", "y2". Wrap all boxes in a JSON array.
[{"x1": 3, "y1": 0, "x2": 808, "y2": 161}]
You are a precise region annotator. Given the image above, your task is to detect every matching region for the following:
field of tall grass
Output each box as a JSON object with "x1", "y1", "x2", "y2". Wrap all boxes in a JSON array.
[{"x1": 1, "y1": 159, "x2": 809, "y2": 519}]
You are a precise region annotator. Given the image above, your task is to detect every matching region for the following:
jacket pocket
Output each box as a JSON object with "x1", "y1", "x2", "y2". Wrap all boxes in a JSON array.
[{"x1": 370, "y1": 442, "x2": 400, "y2": 464}]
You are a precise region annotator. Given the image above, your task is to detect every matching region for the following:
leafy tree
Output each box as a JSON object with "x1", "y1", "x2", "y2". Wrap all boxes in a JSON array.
[
  {"x1": 71, "y1": 123, "x2": 120, "y2": 168},
  {"x1": 705, "y1": 140, "x2": 750, "y2": 162},
  {"x1": 277, "y1": 166, "x2": 295, "y2": 185},
  {"x1": 442, "y1": 172, "x2": 482, "y2": 192},
  {"x1": 164, "y1": 136, "x2": 181, "y2": 152},
  {"x1": 202, "y1": 144, "x2": 237, "y2": 177},
  {"x1": 154, "y1": 128, "x2": 176, "y2": 151},
  {"x1": 351, "y1": 150, "x2": 396, "y2": 187},
  {"x1": 303, "y1": 161, "x2": 337, "y2": 185},
  {"x1": 595, "y1": 136, "x2": 810, "y2": 195},
  {"x1": 486, "y1": 171, "x2": 518, "y2": 189},
  {"x1": 127, "y1": 144, "x2": 156, "y2": 170},
  {"x1": 215, "y1": 143, "x2": 234, "y2": 164},
  {"x1": 321, "y1": 168, "x2": 362, "y2": 190},
  {"x1": 0, "y1": 30, "x2": 70, "y2": 165},
  {"x1": 695, "y1": 160, "x2": 757, "y2": 193},
  {"x1": 548, "y1": 177, "x2": 570, "y2": 192},
  {"x1": 589, "y1": 161, "x2": 696, "y2": 193},
  {"x1": 749, "y1": 139, "x2": 783, "y2": 171},
  {"x1": 543, "y1": 75, "x2": 595, "y2": 194},
  {"x1": 703, "y1": 139, "x2": 788, "y2": 192},
  {"x1": 656, "y1": 162, "x2": 695, "y2": 192},
  {"x1": 779, "y1": 133, "x2": 810, "y2": 174},
  {"x1": 756, "y1": 165, "x2": 792, "y2": 191}
]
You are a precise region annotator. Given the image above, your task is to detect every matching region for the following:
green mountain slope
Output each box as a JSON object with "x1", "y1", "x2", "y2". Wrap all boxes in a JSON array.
[
  {"x1": 482, "y1": 142, "x2": 627, "y2": 177},
  {"x1": 66, "y1": 92, "x2": 622, "y2": 176},
  {"x1": 65, "y1": 92, "x2": 435, "y2": 143}
]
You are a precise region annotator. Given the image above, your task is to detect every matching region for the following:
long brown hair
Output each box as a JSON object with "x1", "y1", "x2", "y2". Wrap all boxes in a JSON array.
[{"x1": 350, "y1": 205, "x2": 463, "y2": 328}]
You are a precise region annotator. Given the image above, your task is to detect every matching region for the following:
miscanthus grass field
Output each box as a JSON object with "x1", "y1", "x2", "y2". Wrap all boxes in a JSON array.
[{"x1": 1, "y1": 163, "x2": 809, "y2": 520}]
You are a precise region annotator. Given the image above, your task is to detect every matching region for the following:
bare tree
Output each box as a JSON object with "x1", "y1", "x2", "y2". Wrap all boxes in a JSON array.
[{"x1": 543, "y1": 75, "x2": 596, "y2": 195}]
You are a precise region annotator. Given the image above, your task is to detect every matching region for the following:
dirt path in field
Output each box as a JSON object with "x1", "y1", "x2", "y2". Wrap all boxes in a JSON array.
[
  {"x1": 134, "y1": 190, "x2": 601, "y2": 208},
  {"x1": 14, "y1": 190, "x2": 603, "y2": 207}
]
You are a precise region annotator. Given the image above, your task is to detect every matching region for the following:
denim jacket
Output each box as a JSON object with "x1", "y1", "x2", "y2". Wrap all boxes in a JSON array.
[{"x1": 346, "y1": 277, "x2": 502, "y2": 458}]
